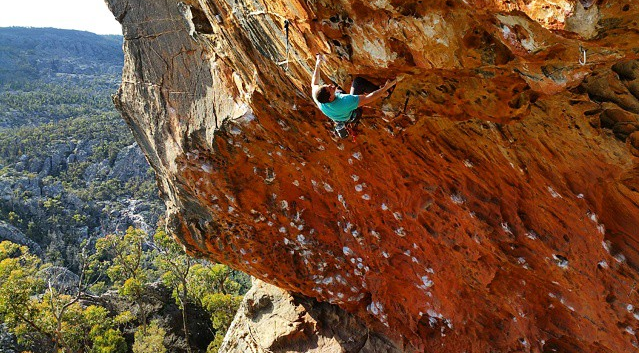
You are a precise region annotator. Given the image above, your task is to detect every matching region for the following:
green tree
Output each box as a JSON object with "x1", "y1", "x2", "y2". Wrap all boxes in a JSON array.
[
  {"x1": 151, "y1": 229, "x2": 193, "y2": 353},
  {"x1": 0, "y1": 241, "x2": 49, "y2": 348},
  {"x1": 7, "y1": 211, "x2": 22, "y2": 226},
  {"x1": 93, "y1": 227, "x2": 150, "y2": 332},
  {"x1": 0, "y1": 241, "x2": 126, "y2": 352},
  {"x1": 203, "y1": 293, "x2": 242, "y2": 352},
  {"x1": 132, "y1": 320, "x2": 167, "y2": 353},
  {"x1": 84, "y1": 306, "x2": 127, "y2": 353},
  {"x1": 187, "y1": 263, "x2": 246, "y2": 353}
]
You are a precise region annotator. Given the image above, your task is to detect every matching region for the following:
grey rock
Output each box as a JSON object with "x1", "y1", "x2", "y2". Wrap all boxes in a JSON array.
[
  {"x1": 0, "y1": 176, "x2": 41, "y2": 201},
  {"x1": 0, "y1": 179, "x2": 13, "y2": 201},
  {"x1": 220, "y1": 280, "x2": 403, "y2": 353},
  {"x1": 83, "y1": 159, "x2": 110, "y2": 182},
  {"x1": 50, "y1": 152, "x2": 64, "y2": 175},
  {"x1": 28, "y1": 177, "x2": 42, "y2": 197},
  {"x1": 0, "y1": 323, "x2": 20, "y2": 353},
  {"x1": 28, "y1": 157, "x2": 43, "y2": 173},
  {"x1": 66, "y1": 193, "x2": 84, "y2": 209},
  {"x1": 14, "y1": 162, "x2": 25, "y2": 172},
  {"x1": 37, "y1": 266, "x2": 80, "y2": 295},
  {"x1": 0, "y1": 220, "x2": 43, "y2": 256},
  {"x1": 74, "y1": 139, "x2": 99, "y2": 163},
  {"x1": 42, "y1": 181, "x2": 63, "y2": 198},
  {"x1": 108, "y1": 143, "x2": 149, "y2": 182},
  {"x1": 75, "y1": 150, "x2": 89, "y2": 162},
  {"x1": 83, "y1": 163, "x2": 98, "y2": 181},
  {"x1": 40, "y1": 156, "x2": 51, "y2": 176},
  {"x1": 55, "y1": 142, "x2": 72, "y2": 155},
  {"x1": 111, "y1": 199, "x2": 152, "y2": 234},
  {"x1": 39, "y1": 142, "x2": 73, "y2": 176}
]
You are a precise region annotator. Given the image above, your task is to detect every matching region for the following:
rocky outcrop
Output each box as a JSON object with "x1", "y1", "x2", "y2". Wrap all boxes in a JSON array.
[
  {"x1": 108, "y1": 143, "x2": 151, "y2": 182},
  {"x1": 10, "y1": 140, "x2": 148, "y2": 180},
  {"x1": 0, "y1": 140, "x2": 160, "y2": 235},
  {"x1": 108, "y1": 0, "x2": 639, "y2": 351},
  {"x1": 221, "y1": 279, "x2": 401, "y2": 352},
  {"x1": 0, "y1": 323, "x2": 21, "y2": 353},
  {"x1": 0, "y1": 221, "x2": 42, "y2": 255}
]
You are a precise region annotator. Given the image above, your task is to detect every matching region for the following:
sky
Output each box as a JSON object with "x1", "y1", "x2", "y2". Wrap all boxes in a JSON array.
[{"x1": 0, "y1": 0, "x2": 121, "y2": 35}]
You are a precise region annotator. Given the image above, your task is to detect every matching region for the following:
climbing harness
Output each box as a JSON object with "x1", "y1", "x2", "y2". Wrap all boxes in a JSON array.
[
  {"x1": 334, "y1": 109, "x2": 361, "y2": 142},
  {"x1": 579, "y1": 45, "x2": 587, "y2": 66},
  {"x1": 335, "y1": 122, "x2": 348, "y2": 139},
  {"x1": 334, "y1": 121, "x2": 358, "y2": 142}
]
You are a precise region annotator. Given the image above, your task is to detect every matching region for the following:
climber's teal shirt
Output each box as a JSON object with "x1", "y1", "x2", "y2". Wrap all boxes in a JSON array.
[{"x1": 317, "y1": 92, "x2": 359, "y2": 122}]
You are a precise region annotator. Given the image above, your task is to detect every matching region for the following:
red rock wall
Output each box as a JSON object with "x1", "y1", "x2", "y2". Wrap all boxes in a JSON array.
[{"x1": 107, "y1": 0, "x2": 639, "y2": 350}]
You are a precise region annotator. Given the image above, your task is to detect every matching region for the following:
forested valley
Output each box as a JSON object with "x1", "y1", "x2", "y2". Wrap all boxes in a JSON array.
[{"x1": 0, "y1": 27, "x2": 248, "y2": 353}]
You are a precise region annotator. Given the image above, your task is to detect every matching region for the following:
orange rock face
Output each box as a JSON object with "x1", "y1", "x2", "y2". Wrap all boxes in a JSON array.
[{"x1": 107, "y1": 0, "x2": 639, "y2": 350}]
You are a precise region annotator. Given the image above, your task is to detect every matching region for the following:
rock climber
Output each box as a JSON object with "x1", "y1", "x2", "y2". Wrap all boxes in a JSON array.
[{"x1": 311, "y1": 54, "x2": 397, "y2": 138}]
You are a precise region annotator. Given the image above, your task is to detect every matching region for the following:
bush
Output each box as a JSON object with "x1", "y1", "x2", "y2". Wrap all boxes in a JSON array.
[{"x1": 133, "y1": 321, "x2": 167, "y2": 353}]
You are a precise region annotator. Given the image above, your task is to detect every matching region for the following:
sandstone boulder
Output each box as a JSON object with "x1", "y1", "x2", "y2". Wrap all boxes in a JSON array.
[{"x1": 221, "y1": 279, "x2": 401, "y2": 353}]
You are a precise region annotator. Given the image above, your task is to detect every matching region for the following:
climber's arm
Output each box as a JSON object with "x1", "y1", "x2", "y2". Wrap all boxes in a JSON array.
[
  {"x1": 311, "y1": 54, "x2": 324, "y2": 88},
  {"x1": 357, "y1": 78, "x2": 397, "y2": 107}
]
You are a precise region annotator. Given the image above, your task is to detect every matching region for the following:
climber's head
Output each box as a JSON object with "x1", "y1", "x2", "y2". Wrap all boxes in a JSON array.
[{"x1": 315, "y1": 84, "x2": 337, "y2": 103}]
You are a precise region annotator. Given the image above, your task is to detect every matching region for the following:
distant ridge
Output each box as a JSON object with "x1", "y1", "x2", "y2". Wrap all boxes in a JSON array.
[
  {"x1": 0, "y1": 27, "x2": 124, "y2": 128},
  {"x1": 0, "y1": 27, "x2": 123, "y2": 83}
]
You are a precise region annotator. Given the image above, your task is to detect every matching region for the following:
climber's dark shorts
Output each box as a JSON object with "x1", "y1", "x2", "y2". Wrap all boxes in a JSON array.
[{"x1": 350, "y1": 77, "x2": 379, "y2": 95}]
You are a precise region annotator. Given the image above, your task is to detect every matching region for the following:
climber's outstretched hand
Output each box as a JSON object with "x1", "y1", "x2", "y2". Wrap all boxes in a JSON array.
[
  {"x1": 382, "y1": 78, "x2": 398, "y2": 91},
  {"x1": 312, "y1": 54, "x2": 325, "y2": 87}
]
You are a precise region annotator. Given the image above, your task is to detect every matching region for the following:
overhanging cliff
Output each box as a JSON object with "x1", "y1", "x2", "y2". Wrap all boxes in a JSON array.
[{"x1": 106, "y1": 0, "x2": 639, "y2": 351}]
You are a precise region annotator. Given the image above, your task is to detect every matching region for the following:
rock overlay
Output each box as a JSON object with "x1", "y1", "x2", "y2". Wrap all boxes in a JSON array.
[{"x1": 107, "y1": 0, "x2": 639, "y2": 351}]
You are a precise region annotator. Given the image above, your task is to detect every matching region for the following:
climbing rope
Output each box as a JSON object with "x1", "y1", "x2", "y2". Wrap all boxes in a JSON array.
[
  {"x1": 275, "y1": 18, "x2": 291, "y2": 70},
  {"x1": 247, "y1": 11, "x2": 292, "y2": 71}
]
